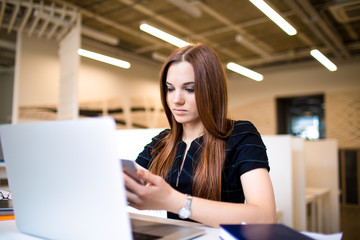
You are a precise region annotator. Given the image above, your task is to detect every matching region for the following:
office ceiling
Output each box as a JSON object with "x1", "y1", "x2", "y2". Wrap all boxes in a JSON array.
[{"x1": 1, "y1": 0, "x2": 360, "y2": 74}]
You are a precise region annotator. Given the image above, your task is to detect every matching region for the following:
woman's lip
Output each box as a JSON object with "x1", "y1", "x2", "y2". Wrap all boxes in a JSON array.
[{"x1": 173, "y1": 109, "x2": 187, "y2": 114}]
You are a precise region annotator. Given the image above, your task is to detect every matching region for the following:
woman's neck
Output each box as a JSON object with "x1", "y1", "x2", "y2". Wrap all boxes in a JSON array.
[{"x1": 181, "y1": 122, "x2": 205, "y2": 144}]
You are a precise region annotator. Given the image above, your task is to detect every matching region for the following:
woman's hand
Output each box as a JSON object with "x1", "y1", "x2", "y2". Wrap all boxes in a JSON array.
[
  {"x1": 123, "y1": 168, "x2": 181, "y2": 211},
  {"x1": 123, "y1": 168, "x2": 276, "y2": 227}
]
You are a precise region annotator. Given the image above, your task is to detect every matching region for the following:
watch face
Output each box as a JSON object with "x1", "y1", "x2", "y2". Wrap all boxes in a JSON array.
[{"x1": 179, "y1": 207, "x2": 191, "y2": 219}]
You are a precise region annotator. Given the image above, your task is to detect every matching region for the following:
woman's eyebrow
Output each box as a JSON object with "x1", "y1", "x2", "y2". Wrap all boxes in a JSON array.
[
  {"x1": 183, "y1": 82, "x2": 195, "y2": 85},
  {"x1": 166, "y1": 82, "x2": 195, "y2": 86}
]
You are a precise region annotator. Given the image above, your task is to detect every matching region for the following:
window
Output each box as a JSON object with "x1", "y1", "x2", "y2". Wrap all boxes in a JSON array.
[{"x1": 277, "y1": 94, "x2": 325, "y2": 140}]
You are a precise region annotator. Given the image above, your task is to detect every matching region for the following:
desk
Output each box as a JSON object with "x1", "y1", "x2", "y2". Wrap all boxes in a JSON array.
[
  {"x1": 306, "y1": 187, "x2": 331, "y2": 233},
  {"x1": 0, "y1": 213, "x2": 220, "y2": 240},
  {"x1": 0, "y1": 213, "x2": 337, "y2": 240},
  {"x1": 305, "y1": 193, "x2": 316, "y2": 231}
]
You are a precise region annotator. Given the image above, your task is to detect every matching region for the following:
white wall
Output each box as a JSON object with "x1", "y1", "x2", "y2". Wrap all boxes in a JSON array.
[
  {"x1": 18, "y1": 35, "x2": 60, "y2": 106},
  {"x1": 263, "y1": 135, "x2": 306, "y2": 231},
  {"x1": 304, "y1": 140, "x2": 340, "y2": 233},
  {"x1": 15, "y1": 35, "x2": 360, "y2": 113},
  {"x1": 16, "y1": 35, "x2": 162, "y2": 110},
  {"x1": 78, "y1": 53, "x2": 161, "y2": 103},
  {"x1": 227, "y1": 60, "x2": 360, "y2": 109}
]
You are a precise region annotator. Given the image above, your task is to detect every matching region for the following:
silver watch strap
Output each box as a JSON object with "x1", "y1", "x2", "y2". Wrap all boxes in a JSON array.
[{"x1": 185, "y1": 195, "x2": 192, "y2": 209}]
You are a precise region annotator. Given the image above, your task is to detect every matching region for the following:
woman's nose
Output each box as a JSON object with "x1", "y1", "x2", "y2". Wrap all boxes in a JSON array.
[{"x1": 172, "y1": 90, "x2": 185, "y2": 105}]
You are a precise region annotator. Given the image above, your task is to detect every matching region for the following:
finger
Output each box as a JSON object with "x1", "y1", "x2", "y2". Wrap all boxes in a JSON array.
[
  {"x1": 123, "y1": 172, "x2": 142, "y2": 193},
  {"x1": 125, "y1": 189, "x2": 140, "y2": 205},
  {"x1": 137, "y1": 168, "x2": 157, "y2": 185}
]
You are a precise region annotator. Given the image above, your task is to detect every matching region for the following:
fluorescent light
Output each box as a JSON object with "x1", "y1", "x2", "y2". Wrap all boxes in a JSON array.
[
  {"x1": 249, "y1": 0, "x2": 297, "y2": 36},
  {"x1": 140, "y1": 23, "x2": 189, "y2": 47},
  {"x1": 226, "y1": 62, "x2": 264, "y2": 81},
  {"x1": 77, "y1": 49, "x2": 130, "y2": 69},
  {"x1": 167, "y1": 0, "x2": 202, "y2": 18},
  {"x1": 152, "y1": 52, "x2": 167, "y2": 62},
  {"x1": 310, "y1": 49, "x2": 337, "y2": 71},
  {"x1": 82, "y1": 26, "x2": 119, "y2": 46}
]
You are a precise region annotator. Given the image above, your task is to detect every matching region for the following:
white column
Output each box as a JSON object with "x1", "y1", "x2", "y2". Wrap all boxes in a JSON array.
[
  {"x1": 57, "y1": 15, "x2": 81, "y2": 120},
  {"x1": 11, "y1": 32, "x2": 23, "y2": 124}
]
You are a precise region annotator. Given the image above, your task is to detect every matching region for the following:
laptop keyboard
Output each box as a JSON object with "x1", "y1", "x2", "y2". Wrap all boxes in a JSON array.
[{"x1": 132, "y1": 231, "x2": 161, "y2": 240}]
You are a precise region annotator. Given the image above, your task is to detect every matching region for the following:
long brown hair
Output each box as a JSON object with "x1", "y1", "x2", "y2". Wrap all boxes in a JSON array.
[{"x1": 149, "y1": 43, "x2": 234, "y2": 201}]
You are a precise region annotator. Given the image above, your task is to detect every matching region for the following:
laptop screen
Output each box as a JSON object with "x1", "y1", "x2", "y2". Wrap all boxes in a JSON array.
[{"x1": 0, "y1": 117, "x2": 132, "y2": 240}]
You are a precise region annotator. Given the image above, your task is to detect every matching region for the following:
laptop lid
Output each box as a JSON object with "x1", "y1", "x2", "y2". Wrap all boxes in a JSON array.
[{"x1": 0, "y1": 117, "x2": 132, "y2": 240}]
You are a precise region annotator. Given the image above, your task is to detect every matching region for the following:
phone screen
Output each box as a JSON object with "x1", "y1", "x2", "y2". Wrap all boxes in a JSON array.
[{"x1": 121, "y1": 159, "x2": 144, "y2": 185}]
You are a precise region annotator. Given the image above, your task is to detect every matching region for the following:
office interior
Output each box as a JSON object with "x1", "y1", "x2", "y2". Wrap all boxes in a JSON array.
[{"x1": 0, "y1": 0, "x2": 359, "y2": 239}]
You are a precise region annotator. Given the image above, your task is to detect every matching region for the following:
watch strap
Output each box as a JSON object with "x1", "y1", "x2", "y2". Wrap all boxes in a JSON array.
[{"x1": 185, "y1": 195, "x2": 192, "y2": 209}]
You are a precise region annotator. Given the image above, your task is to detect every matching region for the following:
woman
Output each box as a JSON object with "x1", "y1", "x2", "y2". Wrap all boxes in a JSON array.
[{"x1": 124, "y1": 43, "x2": 276, "y2": 227}]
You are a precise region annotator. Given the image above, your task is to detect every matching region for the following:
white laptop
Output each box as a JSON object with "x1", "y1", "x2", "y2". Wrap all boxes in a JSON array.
[{"x1": 0, "y1": 117, "x2": 204, "y2": 240}]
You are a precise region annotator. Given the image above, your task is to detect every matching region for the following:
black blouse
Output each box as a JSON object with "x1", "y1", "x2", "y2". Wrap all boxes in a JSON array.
[{"x1": 135, "y1": 121, "x2": 269, "y2": 220}]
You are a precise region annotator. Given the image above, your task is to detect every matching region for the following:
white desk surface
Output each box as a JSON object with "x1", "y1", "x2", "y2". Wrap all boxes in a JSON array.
[{"x1": 0, "y1": 213, "x2": 220, "y2": 240}]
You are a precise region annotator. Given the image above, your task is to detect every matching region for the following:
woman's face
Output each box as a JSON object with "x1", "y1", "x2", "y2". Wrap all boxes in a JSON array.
[{"x1": 166, "y1": 61, "x2": 201, "y2": 127}]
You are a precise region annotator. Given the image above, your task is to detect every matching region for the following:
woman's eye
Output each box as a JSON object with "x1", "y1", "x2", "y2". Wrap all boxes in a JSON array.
[
  {"x1": 166, "y1": 87, "x2": 174, "y2": 92},
  {"x1": 185, "y1": 88, "x2": 194, "y2": 92}
]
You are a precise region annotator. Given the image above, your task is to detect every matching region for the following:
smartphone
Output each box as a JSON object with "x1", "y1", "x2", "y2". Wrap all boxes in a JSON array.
[{"x1": 121, "y1": 159, "x2": 144, "y2": 185}]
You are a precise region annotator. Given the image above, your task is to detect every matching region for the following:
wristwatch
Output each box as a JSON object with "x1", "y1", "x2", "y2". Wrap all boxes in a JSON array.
[{"x1": 178, "y1": 195, "x2": 192, "y2": 219}]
